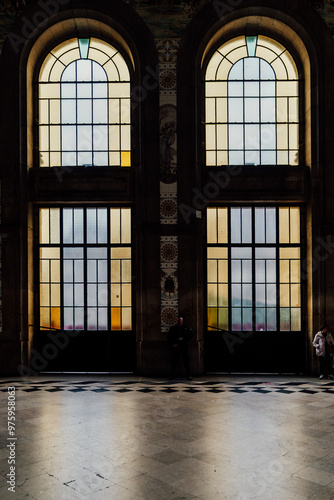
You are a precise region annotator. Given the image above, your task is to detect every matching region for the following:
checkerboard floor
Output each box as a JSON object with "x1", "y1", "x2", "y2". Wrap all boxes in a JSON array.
[{"x1": 0, "y1": 375, "x2": 334, "y2": 499}]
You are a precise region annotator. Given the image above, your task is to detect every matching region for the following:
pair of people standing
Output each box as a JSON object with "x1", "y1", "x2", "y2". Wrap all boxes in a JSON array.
[{"x1": 313, "y1": 324, "x2": 334, "y2": 379}]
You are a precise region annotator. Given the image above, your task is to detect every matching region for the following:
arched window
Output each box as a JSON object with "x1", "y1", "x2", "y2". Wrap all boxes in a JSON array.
[
  {"x1": 205, "y1": 35, "x2": 299, "y2": 166},
  {"x1": 38, "y1": 37, "x2": 131, "y2": 167}
]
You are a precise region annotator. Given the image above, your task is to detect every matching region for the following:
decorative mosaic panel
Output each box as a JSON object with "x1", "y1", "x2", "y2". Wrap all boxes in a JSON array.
[{"x1": 160, "y1": 236, "x2": 178, "y2": 332}]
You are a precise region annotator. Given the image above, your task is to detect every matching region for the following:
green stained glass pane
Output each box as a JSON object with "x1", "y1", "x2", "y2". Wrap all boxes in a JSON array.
[
  {"x1": 246, "y1": 36, "x2": 257, "y2": 57},
  {"x1": 79, "y1": 38, "x2": 90, "y2": 59}
]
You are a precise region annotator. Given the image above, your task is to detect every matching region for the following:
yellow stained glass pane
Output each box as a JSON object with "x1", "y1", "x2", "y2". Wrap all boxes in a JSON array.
[
  {"x1": 121, "y1": 209, "x2": 131, "y2": 243},
  {"x1": 112, "y1": 53, "x2": 130, "y2": 81},
  {"x1": 40, "y1": 260, "x2": 49, "y2": 283},
  {"x1": 88, "y1": 47, "x2": 109, "y2": 66},
  {"x1": 207, "y1": 260, "x2": 218, "y2": 282},
  {"x1": 219, "y1": 36, "x2": 245, "y2": 58},
  {"x1": 206, "y1": 98, "x2": 216, "y2": 122},
  {"x1": 271, "y1": 58, "x2": 288, "y2": 80},
  {"x1": 282, "y1": 52, "x2": 298, "y2": 80},
  {"x1": 206, "y1": 125, "x2": 216, "y2": 151},
  {"x1": 206, "y1": 52, "x2": 224, "y2": 80},
  {"x1": 51, "y1": 38, "x2": 78, "y2": 59},
  {"x1": 280, "y1": 247, "x2": 300, "y2": 259},
  {"x1": 109, "y1": 125, "x2": 120, "y2": 150},
  {"x1": 40, "y1": 308, "x2": 50, "y2": 329},
  {"x1": 122, "y1": 308, "x2": 132, "y2": 330},
  {"x1": 110, "y1": 260, "x2": 121, "y2": 282},
  {"x1": 121, "y1": 151, "x2": 131, "y2": 167},
  {"x1": 50, "y1": 208, "x2": 60, "y2": 243},
  {"x1": 40, "y1": 209, "x2": 50, "y2": 244},
  {"x1": 50, "y1": 307, "x2": 61, "y2": 330},
  {"x1": 289, "y1": 97, "x2": 298, "y2": 122},
  {"x1": 39, "y1": 152, "x2": 49, "y2": 168},
  {"x1": 277, "y1": 81, "x2": 298, "y2": 97},
  {"x1": 277, "y1": 98, "x2": 287, "y2": 123},
  {"x1": 111, "y1": 307, "x2": 121, "y2": 330},
  {"x1": 226, "y1": 46, "x2": 247, "y2": 65},
  {"x1": 39, "y1": 100, "x2": 49, "y2": 125},
  {"x1": 218, "y1": 308, "x2": 228, "y2": 330},
  {"x1": 207, "y1": 208, "x2": 217, "y2": 243},
  {"x1": 280, "y1": 284, "x2": 290, "y2": 307},
  {"x1": 277, "y1": 124, "x2": 288, "y2": 149},
  {"x1": 255, "y1": 46, "x2": 277, "y2": 65},
  {"x1": 50, "y1": 101, "x2": 60, "y2": 125},
  {"x1": 291, "y1": 284, "x2": 300, "y2": 307},
  {"x1": 121, "y1": 100, "x2": 131, "y2": 123},
  {"x1": 40, "y1": 247, "x2": 60, "y2": 259},
  {"x1": 90, "y1": 38, "x2": 117, "y2": 59},
  {"x1": 218, "y1": 284, "x2": 228, "y2": 307},
  {"x1": 207, "y1": 284, "x2": 218, "y2": 306},
  {"x1": 110, "y1": 284, "x2": 121, "y2": 306},
  {"x1": 40, "y1": 284, "x2": 50, "y2": 306},
  {"x1": 206, "y1": 150, "x2": 216, "y2": 166},
  {"x1": 39, "y1": 125, "x2": 49, "y2": 151},
  {"x1": 290, "y1": 208, "x2": 300, "y2": 243},
  {"x1": 108, "y1": 82, "x2": 131, "y2": 97},
  {"x1": 122, "y1": 284, "x2": 132, "y2": 306},
  {"x1": 290, "y1": 150, "x2": 299, "y2": 165},
  {"x1": 277, "y1": 150, "x2": 288, "y2": 165},
  {"x1": 109, "y1": 100, "x2": 120, "y2": 123},
  {"x1": 280, "y1": 260, "x2": 290, "y2": 283},
  {"x1": 49, "y1": 60, "x2": 65, "y2": 82},
  {"x1": 207, "y1": 308, "x2": 218, "y2": 330},
  {"x1": 122, "y1": 259, "x2": 132, "y2": 282},
  {"x1": 217, "y1": 59, "x2": 233, "y2": 81},
  {"x1": 51, "y1": 284, "x2": 60, "y2": 306},
  {"x1": 51, "y1": 260, "x2": 60, "y2": 282},
  {"x1": 279, "y1": 207, "x2": 290, "y2": 243},
  {"x1": 217, "y1": 207, "x2": 228, "y2": 243},
  {"x1": 217, "y1": 125, "x2": 228, "y2": 150},
  {"x1": 110, "y1": 209, "x2": 121, "y2": 243},
  {"x1": 217, "y1": 98, "x2": 227, "y2": 122},
  {"x1": 290, "y1": 260, "x2": 300, "y2": 282},
  {"x1": 39, "y1": 83, "x2": 60, "y2": 99},
  {"x1": 50, "y1": 152, "x2": 61, "y2": 167},
  {"x1": 111, "y1": 247, "x2": 131, "y2": 259},
  {"x1": 218, "y1": 260, "x2": 228, "y2": 283},
  {"x1": 121, "y1": 126, "x2": 131, "y2": 150},
  {"x1": 217, "y1": 150, "x2": 228, "y2": 166},
  {"x1": 289, "y1": 124, "x2": 299, "y2": 150},
  {"x1": 291, "y1": 308, "x2": 301, "y2": 330},
  {"x1": 109, "y1": 152, "x2": 120, "y2": 166},
  {"x1": 207, "y1": 247, "x2": 228, "y2": 259},
  {"x1": 39, "y1": 53, "x2": 57, "y2": 82},
  {"x1": 206, "y1": 81, "x2": 227, "y2": 98}
]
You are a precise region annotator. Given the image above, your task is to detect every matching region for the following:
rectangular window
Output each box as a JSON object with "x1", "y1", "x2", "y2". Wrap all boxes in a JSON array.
[
  {"x1": 39, "y1": 207, "x2": 132, "y2": 331},
  {"x1": 206, "y1": 206, "x2": 301, "y2": 332}
]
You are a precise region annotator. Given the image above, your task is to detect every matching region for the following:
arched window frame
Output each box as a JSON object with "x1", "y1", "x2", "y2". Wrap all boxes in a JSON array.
[
  {"x1": 205, "y1": 35, "x2": 300, "y2": 167},
  {"x1": 37, "y1": 37, "x2": 132, "y2": 168}
]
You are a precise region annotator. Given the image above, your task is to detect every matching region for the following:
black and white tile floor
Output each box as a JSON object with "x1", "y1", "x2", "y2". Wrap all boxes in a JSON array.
[{"x1": 0, "y1": 375, "x2": 334, "y2": 499}]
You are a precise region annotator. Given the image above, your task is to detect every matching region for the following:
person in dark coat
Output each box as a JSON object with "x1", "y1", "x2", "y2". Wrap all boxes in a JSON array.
[{"x1": 167, "y1": 316, "x2": 193, "y2": 380}]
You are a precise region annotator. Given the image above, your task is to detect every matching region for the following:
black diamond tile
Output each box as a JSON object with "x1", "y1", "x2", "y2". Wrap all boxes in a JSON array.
[
  {"x1": 252, "y1": 389, "x2": 272, "y2": 393},
  {"x1": 68, "y1": 388, "x2": 87, "y2": 392},
  {"x1": 183, "y1": 388, "x2": 201, "y2": 393},
  {"x1": 91, "y1": 388, "x2": 110, "y2": 392},
  {"x1": 138, "y1": 388, "x2": 155, "y2": 393},
  {"x1": 299, "y1": 389, "x2": 318, "y2": 394},
  {"x1": 114, "y1": 388, "x2": 132, "y2": 392},
  {"x1": 160, "y1": 388, "x2": 178, "y2": 393},
  {"x1": 207, "y1": 388, "x2": 224, "y2": 393}
]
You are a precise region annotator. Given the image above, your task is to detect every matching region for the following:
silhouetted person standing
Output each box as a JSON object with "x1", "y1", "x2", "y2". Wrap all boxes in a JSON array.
[{"x1": 167, "y1": 317, "x2": 193, "y2": 380}]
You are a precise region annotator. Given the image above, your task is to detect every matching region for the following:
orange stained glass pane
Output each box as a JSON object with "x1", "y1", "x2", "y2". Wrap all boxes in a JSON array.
[
  {"x1": 207, "y1": 308, "x2": 218, "y2": 330},
  {"x1": 50, "y1": 307, "x2": 61, "y2": 330},
  {"x1": 121, "y1": 151, "x2": 131, "y2": 167},
  {"x1": 111, "y1": 307, "x2": 121, "y2": 330}
]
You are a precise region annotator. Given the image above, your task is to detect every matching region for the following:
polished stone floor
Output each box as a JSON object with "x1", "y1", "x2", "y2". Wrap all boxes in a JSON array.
[{"x1": 0, "y1": 375, "x2": 334, "y2": 500}]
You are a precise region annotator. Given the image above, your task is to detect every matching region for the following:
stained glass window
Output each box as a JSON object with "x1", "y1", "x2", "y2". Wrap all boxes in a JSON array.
[
  {"x1": 207, "y1": 206, "x2": 301, "y2": 332},
  {"x1": 205, "y1": 35, "x2": 299, "y2": 166},
  {"x1": 38, "y1": 38, "x2": 131, "y2": 167},
  {"x1": 39, "y1": 207, "x2": 132, "y2": 331}
]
